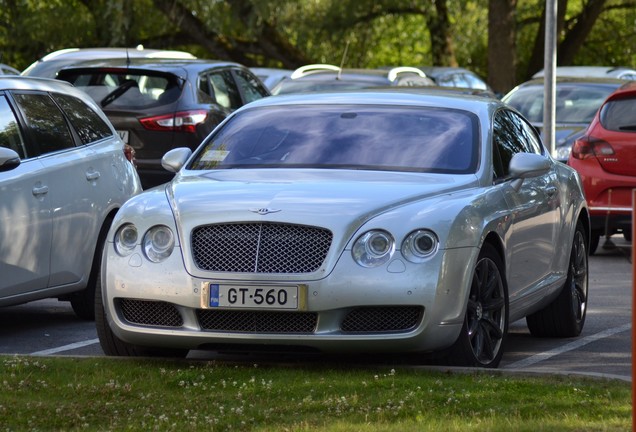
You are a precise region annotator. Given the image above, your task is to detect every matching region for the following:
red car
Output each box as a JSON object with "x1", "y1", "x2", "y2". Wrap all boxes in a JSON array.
[{"x1": 568, "y1": 81, "x2": 636, "y2": 253}]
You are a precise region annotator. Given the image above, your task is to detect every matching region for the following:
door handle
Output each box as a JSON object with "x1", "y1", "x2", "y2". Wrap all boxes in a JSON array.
[
  {"x1": 32, "y1": 185, "x2": 49, "y2": 197},
  {"x1": 86, "y1": 170, "x2": 101, "y2": 181}
]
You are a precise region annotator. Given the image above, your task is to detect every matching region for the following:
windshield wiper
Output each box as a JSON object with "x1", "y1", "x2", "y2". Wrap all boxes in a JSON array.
[
  {"x1": 618, "y1": 125, "x2": 636, "y2": 131},
  {"x1": 101, "y1": 80, "x2": 138, "y2": 108}
]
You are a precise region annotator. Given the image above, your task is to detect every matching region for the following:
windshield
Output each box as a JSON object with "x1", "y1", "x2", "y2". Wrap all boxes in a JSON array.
[
  {"x1": 58, "y1": 69, "x2": 182, "y2": 109},
  {"x1": 189, "y1": 104, "x2": 479, "y2": 174},
  {"x1": 600, "y1": 96, "x2": 636, "y2": 131},
  {"x1": 505, "y1": 83, "x2": 618, "y2": 124}
]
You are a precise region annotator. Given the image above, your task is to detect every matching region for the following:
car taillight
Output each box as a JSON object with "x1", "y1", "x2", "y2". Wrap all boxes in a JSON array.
[
  {"x1": 123, "y1": 144, "x2": 137, "y2": 167},
  {"x1": 139, "y1": 110, "x2": 208, "y2": 133},
  {"x1": 570, "y1": 136, "x2": 615, "y2": 160}
]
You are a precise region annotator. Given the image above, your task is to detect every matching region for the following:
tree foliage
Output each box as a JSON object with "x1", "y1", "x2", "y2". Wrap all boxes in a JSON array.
[{"x1": 0, "y1": 0, "x2": 634, "y2": 93}]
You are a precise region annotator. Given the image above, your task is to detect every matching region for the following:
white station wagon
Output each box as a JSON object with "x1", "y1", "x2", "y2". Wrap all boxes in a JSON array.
[{"x1": 0, "y1": 76, "x2": 141, "y2": 319}]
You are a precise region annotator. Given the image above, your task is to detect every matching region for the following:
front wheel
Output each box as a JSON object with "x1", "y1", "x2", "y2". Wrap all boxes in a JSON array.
[
  {"x1": 526, "y1": 220, "x2": 588, "y2": 337},
  {"x1": 446, "y1": 243, "x2": 508, "y2": 368}
]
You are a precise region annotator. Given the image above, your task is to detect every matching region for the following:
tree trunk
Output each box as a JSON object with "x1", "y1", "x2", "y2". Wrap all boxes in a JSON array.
[
  {"x1": 425, "y1": 0, "x2": 457, "y2": 66},
  {"x1": 558, "y1": 0, "x2": 607, "y2": 65},
  {"x1": 487, "y1": 0, "x2": 517, "y2": 94},
  {"x1": 526, "y1": 0, "x2": 607, "y2": 79}
]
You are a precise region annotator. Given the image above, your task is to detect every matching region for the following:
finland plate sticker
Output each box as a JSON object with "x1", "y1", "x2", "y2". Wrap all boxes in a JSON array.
[{"x1": 209, "y1": 284, "x2": 220, "y2": 307}]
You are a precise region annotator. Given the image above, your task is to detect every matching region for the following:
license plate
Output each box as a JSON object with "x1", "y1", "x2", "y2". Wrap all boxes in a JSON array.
[
  {"x1": 117, "y1": 130, "x2": 129, "y2": 144},
  {"x1": 209, "y1": 284, "x2": 298, "y2": 309}
]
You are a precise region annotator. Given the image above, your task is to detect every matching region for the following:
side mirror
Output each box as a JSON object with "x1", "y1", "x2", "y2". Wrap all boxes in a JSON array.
[
  {"x1": 161, "y1": 147, "x2": 193, "y2": 173},
  {"x1": 0, "y1": 147, "x2": 21, "y2": 172},
  {"x1": 509, "y1": 153, "x2": 551, "y2": 191}
]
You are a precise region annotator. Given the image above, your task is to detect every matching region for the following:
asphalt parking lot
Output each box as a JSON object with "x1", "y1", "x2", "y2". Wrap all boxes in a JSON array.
[{"x1": 0, "y1": 236, "x2": 632, "y2": 381}]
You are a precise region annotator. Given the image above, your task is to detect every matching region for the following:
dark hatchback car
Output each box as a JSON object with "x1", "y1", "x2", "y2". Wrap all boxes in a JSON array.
[{"x1": 57, "y1": 59, "x2": 270, "y2": 188}]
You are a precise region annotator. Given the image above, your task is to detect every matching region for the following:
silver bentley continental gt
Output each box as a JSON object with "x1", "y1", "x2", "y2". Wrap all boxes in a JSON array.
[{"x1": 96, "y1": 90, "x2": 590, "y2": 368}]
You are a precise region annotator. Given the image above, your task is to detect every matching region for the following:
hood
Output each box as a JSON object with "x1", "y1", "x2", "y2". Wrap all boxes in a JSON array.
[{"x1": 167, "y1": 169, "x2": 477, "y2": 230}]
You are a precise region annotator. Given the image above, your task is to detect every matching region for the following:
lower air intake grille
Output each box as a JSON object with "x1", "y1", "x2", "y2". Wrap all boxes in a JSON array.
[
  {"x1": 197, "y1": 310, "x2": 318, "y2": 333},
  {"x1": 118, "y1": 299, "x2": 183, "y2": 328},
  {"x1": 341, "y1": 306, "x2": 423, "y2": 333}
]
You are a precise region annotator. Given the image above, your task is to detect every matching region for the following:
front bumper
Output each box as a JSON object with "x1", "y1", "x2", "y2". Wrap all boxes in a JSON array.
[{"x1": 101, "y1": 243, "x2": 477, "y2": 354}]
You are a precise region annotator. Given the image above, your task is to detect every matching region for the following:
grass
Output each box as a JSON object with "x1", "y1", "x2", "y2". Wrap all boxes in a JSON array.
[{"x1": 0, "y1": 355, "x2": 630, "y2": 431}]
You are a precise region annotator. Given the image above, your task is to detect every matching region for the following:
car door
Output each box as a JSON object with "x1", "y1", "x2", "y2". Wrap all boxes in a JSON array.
[
  {"x1": 493, "y1": 109, "x2": 561, "y2": 302},
  {"x1": 202, "y1": 69, "x2": 243, "y2": 115},
  {"x1": 231, "y1": 68, "x2": 270, "y2": 104},
  {"x1": 0, "y1": 93, "x2": 53, "y2": 298},
  {"x1": 9, "y1": 91, "x2": 99, "y2": 288}
]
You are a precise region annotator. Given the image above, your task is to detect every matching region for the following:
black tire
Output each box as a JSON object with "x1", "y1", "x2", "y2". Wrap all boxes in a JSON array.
[
  {"x1": 623, "y1": 229, "x2": 631, "y2": 242},
  {"x1": 70, "y1": 285, "x2": 96, "y2": 320},
  {"x1": 526, "y1": 220, "x2": 588, "y2": 338},
  {"x1": 446, "y1": 243, "x2": 508, "y2": 368},
  {"x1": 70, "y1": 220, "x2": 113, "y2": 320},
  {"x1": 95, "y1": 251, "x2": 189, "y2": 358},
  {"x1": 589, "y1": 229, "x2": 600, "y2": 255}
]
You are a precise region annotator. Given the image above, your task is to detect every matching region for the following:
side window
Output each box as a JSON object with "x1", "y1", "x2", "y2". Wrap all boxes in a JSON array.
[
  {"x1": 233, "y1": 69, "x2": 269, "y2": 104},
  {"x1": 12, "y1": 92, "x2": 74, "y2": 155},
  {"x1": 492, "y1": 110, "x2": 526, "y2": 180},
  {"x1": 52, "y1": 93, "x2": 113, "y2": 145},
  {"x1": 492, "y1": 109, "x2": 546, "y2": 182},
  {"x1": 508, "y1": 110, "x2": 544, "y2": 154},
  {"x1": 0, "y1": 95, "x2": 27, "y2": 159},
  {"x1": 207, "y1": 71, "x2": 242, "y2": 111}
]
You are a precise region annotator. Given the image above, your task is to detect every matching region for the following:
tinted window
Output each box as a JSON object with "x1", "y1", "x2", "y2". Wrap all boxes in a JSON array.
[
  {"x1": 0, "y1": 95, "x2": 27, "y2": 158},
  {"x1": 493, "y1": 109, "x2": 543, "y2": 179},
  {"x1": 13, "y1": 92, "x2": 74, "y2": 155},
  {"x1": 52, "y1": 93, "x2": 113, "y2": 144},
  {"x1": 207, "y1": 71, "x2": 242, "y2": 110},
  {"x1": 234, "y1": 69, "x2": 269, "y2": 103},
  {"x1": 600, "y1": 97, "x2": 636, "y2": 132},
  {"x1": 190, "y1": 105, "x2": 479, "y2": 174},
  {"x1": 59, "y1": 70, "x2": 181, "y2": 109}
]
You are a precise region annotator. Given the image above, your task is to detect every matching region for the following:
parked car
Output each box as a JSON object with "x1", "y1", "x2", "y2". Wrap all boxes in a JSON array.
[
  {"x1": 271, "y1": 64, "x2": 435, "y2": 95},
  {"x1": 0, "y1": 63, "x2": 20, "y2": 75},
  {"x1": 250, "y1": 67, "x2": 293, "y2": 90},
  {"x1": 502, "y1": 77, "x2": 625, "y2": 161},
  {"x1": 532, "y1": 66, "x2": 636, "y2": 81},
  {"x1": 416, "y1": 66, "x2": 495, "y2": 94},
  {"x1": 568, "y1": 81, "x2": 636, "y2": 254},
  {"x1": 96, "y1": 89, "x2": 590, "y2": 368},
  {"x1": 0, "y1": 76, "x2": 141, "y2": 319},
  {"x1": 22, "y1": 46, "x2": 197, "y2": 78},
  {"x1": 57, "y1": 58, "x2": 270, "y2": 188}
]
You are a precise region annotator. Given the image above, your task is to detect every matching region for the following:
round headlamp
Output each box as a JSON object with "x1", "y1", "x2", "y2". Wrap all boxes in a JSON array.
[
  {"x1": 352, "y1": 230, "x2": 395, "y2": 267},
  {"x1": 114, "y1": 224, "x2": 138, "y2": 256},
  {"x1": 402, "y1": 229, "x2": 438, "y2": 263},
  {"x1": 143, "y1": 225, "x2": 175, "y2": 263}
]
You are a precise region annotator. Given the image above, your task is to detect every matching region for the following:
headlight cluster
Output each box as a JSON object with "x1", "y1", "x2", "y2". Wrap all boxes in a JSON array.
[
  {"x1": 114, "y1": 224, "x2": 175, "y2": 263},
  {"x1": 352, "y1": 229, "x2": 438, "y2": 267}
]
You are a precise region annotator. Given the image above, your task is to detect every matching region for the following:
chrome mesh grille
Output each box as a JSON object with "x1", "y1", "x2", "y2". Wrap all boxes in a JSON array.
[
  {"x1": 118, "y1": 299, "x2": 184, "y2": 328},
  {"x1": 197, "y1": 310, "x2": 318, "y2": 333},
  {"x1": 341, "y1": 306, "x2": 423, "y2": 333},
  {"x1": 191, "y1": 223, "x2": 332, "y2": 273}
]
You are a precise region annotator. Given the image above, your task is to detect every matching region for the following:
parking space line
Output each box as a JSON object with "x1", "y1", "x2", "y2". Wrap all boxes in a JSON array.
[
  {"x1": 505, "y1": 323, "x2": 631, "y2": 369},
  {"x1": 31, "y1": 338, "x2": 99, "y2": 356}
]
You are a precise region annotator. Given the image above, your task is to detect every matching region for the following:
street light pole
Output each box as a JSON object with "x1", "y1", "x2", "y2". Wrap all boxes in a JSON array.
[{"x1": 543, "y1": 0, "x2": 557, "y2": 157}]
